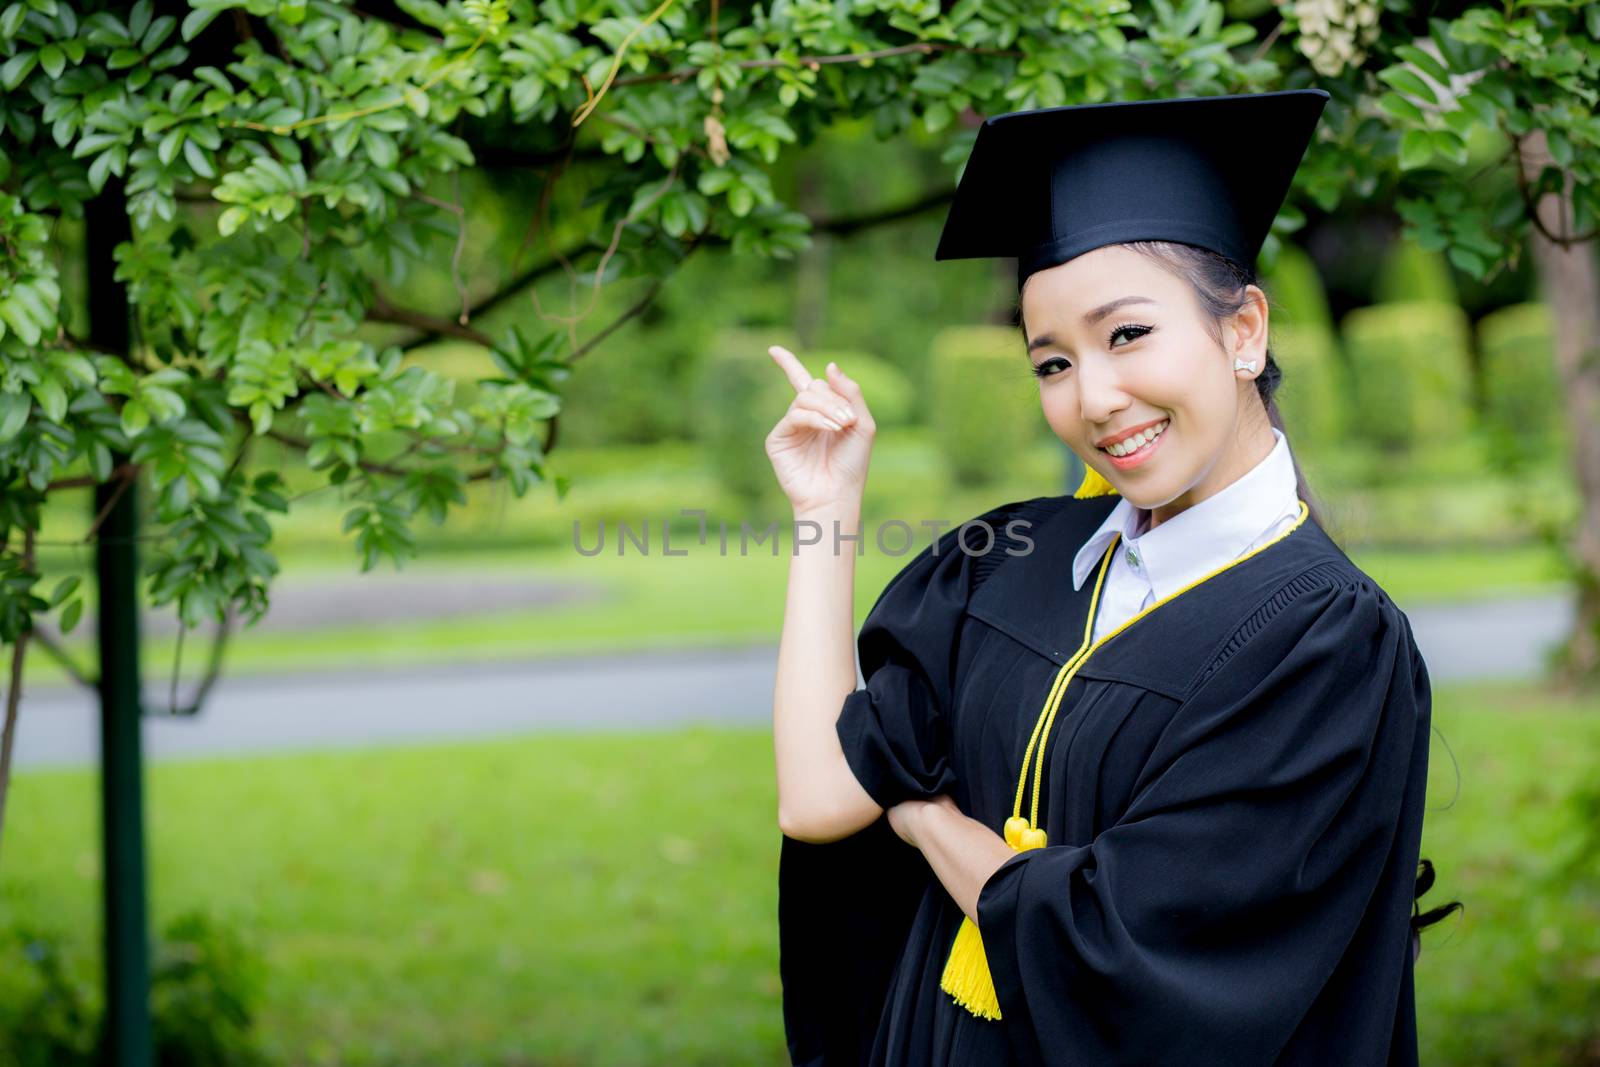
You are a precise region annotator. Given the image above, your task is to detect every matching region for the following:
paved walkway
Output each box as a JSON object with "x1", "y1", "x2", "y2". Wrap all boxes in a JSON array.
[{"x1": 9, "y1": 592, "x2": 1575, "y2": 770}]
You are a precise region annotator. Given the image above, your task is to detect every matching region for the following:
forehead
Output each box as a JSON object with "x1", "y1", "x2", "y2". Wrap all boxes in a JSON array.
[{"x1": 1020, "y1": 245, "x2": 1186, "y2": 324}]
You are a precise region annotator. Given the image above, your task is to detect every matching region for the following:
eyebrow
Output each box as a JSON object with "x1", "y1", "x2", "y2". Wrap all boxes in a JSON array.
[{"x1": 1025, "y1": 296, "x2": 1158, "y2": 353}]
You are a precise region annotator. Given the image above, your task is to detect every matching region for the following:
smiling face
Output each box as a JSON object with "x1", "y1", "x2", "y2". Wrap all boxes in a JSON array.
[{"x1": 1019, "y1": 243, "x2": 1276, "y2": 525}]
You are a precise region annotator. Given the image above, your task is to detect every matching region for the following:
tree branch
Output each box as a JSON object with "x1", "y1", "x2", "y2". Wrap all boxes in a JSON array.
[
  {"x1": 84, "y1": 465, "x2": 142, "y2": 544},
  {"x1": 28, "y1": 624, "x2": 97, "y2": 691},
  {"x1": 368, "y1": 293, "x2": 494, "y2": 347},
  {"x1": 381, "y1": 188, "x2": 951, "y2": 352},
  {"x1": 609, "y1": 41, "x2": 1023, "y2": 88}
]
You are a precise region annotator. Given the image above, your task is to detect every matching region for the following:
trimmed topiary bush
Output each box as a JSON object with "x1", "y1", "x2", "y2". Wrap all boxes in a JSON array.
[
  {"x1": 928, "y1": 326, "x2": 1037, "y2": 487},
  {"x1": 1477, "y1": 302, "x2": 1563, "y2": 456},
  {"x1": 692, "y1": 327, "x2": 803, "y2": 509},
  {"x1": 1340, "y1": 301, "x2": 1472, "y2": 454},
  {"x1": 1264, "y1": 243, "x2": 1335, "y2": 336},
  {"x1": 808, "y1": 349, "x2": 915, "y2": 428},
  {"x1": 1374, "y1": 238, "x2": 1458, "y2": 306},
  {"x1": 1270, "y1": 322, "x2": 1345, "y2": 453}
]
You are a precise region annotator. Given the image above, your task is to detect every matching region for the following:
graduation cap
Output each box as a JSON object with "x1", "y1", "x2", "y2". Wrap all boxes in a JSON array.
[{"x1": 933, "y1": 89, "x2": 1330, "y2": 290}]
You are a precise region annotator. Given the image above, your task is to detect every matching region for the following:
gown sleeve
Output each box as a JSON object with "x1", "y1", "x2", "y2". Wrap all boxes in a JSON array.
[
  {"x1": 975, "y1": 573, "x2": 1428, "y2": 1067},
  {"x1": 833, "y1": 516, "x2": 988, "y2": 808},
  {"x1": 781, "y1": 506, "x2": 1013, "y2": 1067}
]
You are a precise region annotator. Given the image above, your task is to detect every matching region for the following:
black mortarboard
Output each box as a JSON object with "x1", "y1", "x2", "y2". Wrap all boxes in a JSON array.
[{"x1": 933, "y1": 89, "x2": 1330, "y2": 289}]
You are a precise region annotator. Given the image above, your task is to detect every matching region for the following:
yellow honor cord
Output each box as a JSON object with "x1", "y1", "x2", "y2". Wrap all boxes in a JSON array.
[
  {"x1": 941, "y1": 536, "x2": 1116, "y2": 1022},
  {"x1": 941, "y1": 499, "x2": 1313, "y2": 1022}
]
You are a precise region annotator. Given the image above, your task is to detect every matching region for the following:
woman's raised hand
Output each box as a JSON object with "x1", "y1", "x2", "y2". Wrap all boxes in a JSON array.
[{"x1": 763, "y1": 345, "x2": 876, "y2": 515}]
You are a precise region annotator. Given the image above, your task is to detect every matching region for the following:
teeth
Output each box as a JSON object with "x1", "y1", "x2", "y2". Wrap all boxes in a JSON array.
[{"x1": 1105, "y1": 420, "x2": 1167, "y2": 458}]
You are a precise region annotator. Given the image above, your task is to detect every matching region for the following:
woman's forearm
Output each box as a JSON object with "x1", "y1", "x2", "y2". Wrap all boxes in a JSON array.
[
  {"x1": 772, "y1": 498, "x2": 882, "y2": 843},
  {"x1": 899, "y1": 798, "x2": 1015, "y2": 922}
]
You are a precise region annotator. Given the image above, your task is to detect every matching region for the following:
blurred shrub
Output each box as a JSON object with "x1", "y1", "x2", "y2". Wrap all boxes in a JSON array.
[
  {"x1": 551, "y1": 319, "x2": 703, "y2": 447},
  {"x1": 1264, "y1": 242, "x2": 1334, "y2": 336},
  {"x1": 1262, "y1": 244, "x2": 1346, "y2": 454},
  {"x1": 1374, "y1": 238, "x2": 1458, "y2": 306},
  {"x1": 809, "y1": 349, "x2": 914, "y2": 428},
  {"x1": 1477, "y1": 302, "x2": 1563, "y2": 459},
  {"x1": 3, "y1": 931, "x2": 96, "y2": 1067},
  {"x1": 928, "y1": 326, "x2": 1036, "y2": 487},
  {"x1": 1271, "y1": 324, "x2": 1344, "y2": 453},
  {"x1": 0, "y1": 911, "x2": 263, "y2": 1067},
  {"x1": 1341, "y1": 301, "x2": 1472, "y2": 456},
  {"x1": 151, "y1": 912, "x2": 265, "y2": 1067},
  {"x1": 692, "y1": 327, "x2": 801, "y2": 509}
]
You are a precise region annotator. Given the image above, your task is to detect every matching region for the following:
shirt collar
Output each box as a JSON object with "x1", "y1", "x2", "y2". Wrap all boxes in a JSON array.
[{"x1": 1071, "y1": 427, "x2": 1298, "y2": 596}]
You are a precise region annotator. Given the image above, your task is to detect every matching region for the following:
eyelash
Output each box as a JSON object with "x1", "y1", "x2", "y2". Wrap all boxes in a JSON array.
[{"x1": 1030, "y1": 323, "x2": 1154, "y2": 379}]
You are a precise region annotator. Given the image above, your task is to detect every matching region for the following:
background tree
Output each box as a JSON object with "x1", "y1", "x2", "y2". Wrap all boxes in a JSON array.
[{"x1": 1284, "y1": 0, "x2": 1600, "y2": 679}]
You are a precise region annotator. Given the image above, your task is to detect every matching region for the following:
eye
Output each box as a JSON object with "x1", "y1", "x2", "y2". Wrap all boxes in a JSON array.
[
  {"x1": 1031, "y1": 356, "x2": 1070, "y2": 379},
  {"x1": 1108, "y1": 322, "x2": 1153, "y2": 348}
]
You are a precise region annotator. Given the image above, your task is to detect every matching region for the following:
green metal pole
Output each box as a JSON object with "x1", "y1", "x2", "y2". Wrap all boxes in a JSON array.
[{"x1": 88, "y1": 181, "x2": 152, "y2": 1067}]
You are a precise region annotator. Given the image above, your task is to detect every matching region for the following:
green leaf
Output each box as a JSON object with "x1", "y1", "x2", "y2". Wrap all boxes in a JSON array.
[
  {"x1": 49, "y1": 575, "x2": 80, "y2": 607},
  {"x1": 120, "y1": 397, "x2": 150, "y2": 437},
  {"x1": 1393, "y1": 44, "x2": 1449, "y2": 84},
  {"x1": 87, "y1": 148, "x2": 114, "y2": 192},
  {"x1": 181, "y1": 5, "x2": 218, "y2": 40},
  {"x1": 1446, "y1": 245, "x2": 1486, "y2": 278},
  {"x1": 1, "y1": 297, "x2": 43, "y2": 345},
  {"x1": 0, "y1": 392, "x2": 29, "y2": 441},
  {"x1": 38, "y1": 42, "x2": 64, "y2": 78},
  {"x1": 1377, "y1": 91, "x2": 1425, "y2": 126},
  {"x1": 158, "y1": 126, "x2": 184, "y2": 165},
  {"x1": 1429, "y1": 129, "x2": 1467, "y2": 165},
  {"x1": 1377, "y1": 66, "x2": 1438, "y2": 104},
  {"x1": 0, "y1": 51, "x2": 36, "y2": 91},
  {"x1": 183, "y1": 137, "x2": 214, "y2": 178},
  {"x1": 1546, "y1": 129, "x2": 1572, "y2": 168},
  {"x1": 1399, "y1": 129, "x2": 1434, "y2": 170},
  {"x1": 59, "y1": 598, "x2": 83, "y2": 634},
  {"x1": 217, "y1": 205, "x2": 249, "y2": 236},
  {"x1": 361, "y1": 127, "x2": 398, "y2": 169},
  {"x1": 28, "y1": 375, "x2": 65, "y2": 421}
]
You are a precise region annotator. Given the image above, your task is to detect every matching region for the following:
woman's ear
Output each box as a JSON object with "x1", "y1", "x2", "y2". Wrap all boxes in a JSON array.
[{"x1": 1226, "y1": 284, "x2": 1270, "y2": 374}]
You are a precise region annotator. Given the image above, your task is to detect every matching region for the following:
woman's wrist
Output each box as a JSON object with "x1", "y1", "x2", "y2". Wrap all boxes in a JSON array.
[{"x1": 792, "y1": 497, "x2": 862, "y2": 524}]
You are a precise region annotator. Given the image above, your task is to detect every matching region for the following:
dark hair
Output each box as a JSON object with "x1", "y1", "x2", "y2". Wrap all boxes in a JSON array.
[{"x1": 1020, "y1": 239, "x2": 1464, "y2": 954}]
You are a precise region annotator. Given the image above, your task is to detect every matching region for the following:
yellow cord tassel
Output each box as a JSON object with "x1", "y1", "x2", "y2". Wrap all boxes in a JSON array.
[
  {"x1": 940, "y1": 916, "x2": 1002, "y2": 1021},
  {"x1": 1073, "y1": 465, "x2": 1119, "y2": 499},
  {"x1": 939, "y1": 822, "x2": 1047, "y2": 1021}
]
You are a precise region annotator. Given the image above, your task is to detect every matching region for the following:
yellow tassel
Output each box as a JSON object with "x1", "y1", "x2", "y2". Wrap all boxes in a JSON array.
[
  {"x1": 1073, "y1": 466, "x2": 1119, "y2": 499},
  {"x1": 939, "y1": 915, "x2": 1003, "y2": 1021},
  {"x1": 940, "y1": 828, "x2": 1047, "y2": 1021}
]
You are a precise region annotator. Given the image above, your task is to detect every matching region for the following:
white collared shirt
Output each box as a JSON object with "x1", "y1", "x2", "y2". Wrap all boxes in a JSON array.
[{"x1": 1070, "y1": 427, "x2": 1303, "y2": 644}]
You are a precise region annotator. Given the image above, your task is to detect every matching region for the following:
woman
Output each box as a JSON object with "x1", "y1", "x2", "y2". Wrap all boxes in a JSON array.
[{"x1": 765, "y1": 90, "x2": 1455, "y2": 1067}]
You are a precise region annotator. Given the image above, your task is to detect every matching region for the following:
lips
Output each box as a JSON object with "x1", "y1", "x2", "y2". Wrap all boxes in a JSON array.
[
  {"x1": 1097, "y1": 418, "x2": 1168, "y2": 470},
  {"x1": 1100, "y1": 418, "x2": 1168, "y2": 457}
]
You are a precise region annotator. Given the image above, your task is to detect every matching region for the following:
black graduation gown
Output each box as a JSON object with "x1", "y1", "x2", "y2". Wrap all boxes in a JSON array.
[{"x1": 778, "y1": 492, "x2": 1431, "y2": 1067}]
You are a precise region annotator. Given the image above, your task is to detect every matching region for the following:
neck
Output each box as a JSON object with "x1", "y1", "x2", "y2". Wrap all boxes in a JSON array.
[{"x1": 1146, "y1": 415, "x2": 1278, "y2": 531}]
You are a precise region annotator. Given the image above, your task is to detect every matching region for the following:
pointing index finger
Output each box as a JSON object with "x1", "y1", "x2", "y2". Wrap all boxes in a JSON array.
[{"x1": 767, "y1": 344, "x2": 812, "y2": 393}]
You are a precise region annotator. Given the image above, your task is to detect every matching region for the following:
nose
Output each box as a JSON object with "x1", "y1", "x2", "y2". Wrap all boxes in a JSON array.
[{"x1": 1075, "y1": 354, "x2": 1130, "y2": 426}]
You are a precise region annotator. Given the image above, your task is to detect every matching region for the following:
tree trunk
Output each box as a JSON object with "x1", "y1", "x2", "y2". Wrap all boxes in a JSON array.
[
  {"x1": 87, "y1": 178, "x2": 153, "y2": 1067},
  {"x1": 1519, "y1": 129, "x2": 1600, "y2": 685}
]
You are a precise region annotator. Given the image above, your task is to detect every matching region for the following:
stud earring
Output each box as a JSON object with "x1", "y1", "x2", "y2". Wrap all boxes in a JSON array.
[{"x1": 1233, "y1": 358, "x2": 1257, "y2": 373}]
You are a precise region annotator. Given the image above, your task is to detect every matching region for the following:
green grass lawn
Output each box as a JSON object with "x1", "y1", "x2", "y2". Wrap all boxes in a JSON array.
[{"x1": 2, "y1": 682, "x2": 1598, "y2": 1065}]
